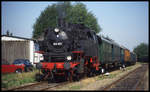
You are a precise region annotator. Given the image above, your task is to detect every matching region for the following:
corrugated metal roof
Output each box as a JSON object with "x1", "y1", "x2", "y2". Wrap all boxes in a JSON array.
[{"x1": 1, "y1": 35, "x2": 34, "y2": 41}]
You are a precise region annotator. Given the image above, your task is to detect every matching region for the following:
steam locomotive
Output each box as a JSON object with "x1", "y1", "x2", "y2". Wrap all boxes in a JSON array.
[{"x1": 35, "y1": 19, "x2": 136, "y2": 82}]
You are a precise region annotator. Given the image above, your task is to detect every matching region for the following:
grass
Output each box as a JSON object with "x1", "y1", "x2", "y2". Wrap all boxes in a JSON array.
[
  {"x1": 69, "y1": 85, "x2": 81, "y2": 90},
  {"x1": 1, "y1": 69, "x2": 39, "y2": 89},
  {"x1": 125, "y1": 66, "x2": 133, "y2": 70},
  {"x1": 97, "y1": 73, "x2": 118, "y2": 80}
]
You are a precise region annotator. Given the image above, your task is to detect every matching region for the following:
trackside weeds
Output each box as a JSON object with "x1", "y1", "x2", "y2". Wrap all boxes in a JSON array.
[{"x1": 2, "y1": 69, "x2": 39, "y2": 89}]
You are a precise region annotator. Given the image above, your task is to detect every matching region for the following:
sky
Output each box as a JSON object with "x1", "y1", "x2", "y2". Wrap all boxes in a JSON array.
[{"x1": 1, "y1": 1, "x2": 149, "y2": 51}]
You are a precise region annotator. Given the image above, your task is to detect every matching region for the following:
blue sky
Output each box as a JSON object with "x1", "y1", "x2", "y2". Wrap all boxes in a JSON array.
[{"x1": 1, "y1": 1, "x2": 149, "y2": 51}]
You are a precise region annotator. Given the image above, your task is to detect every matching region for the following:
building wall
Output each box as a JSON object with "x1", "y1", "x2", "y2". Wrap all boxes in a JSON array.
[
  {"x1": 30, "y1": 41, "x2": 34, "y2": 65},
  {"x1": 34, "y1": 52, "x2": 43, "y2": 64},
  {"x1": 2, "y1": 41, "x2": 30, "y2": 64}
]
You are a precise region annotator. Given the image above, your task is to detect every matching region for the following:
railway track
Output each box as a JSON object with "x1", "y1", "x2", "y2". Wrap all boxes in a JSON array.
[
  {"x1": 101, "y1": 64, "x2": 148, "y2": 91},
  {"x1": 6, "y1": 81, "x2": 69, "y2": 91}
]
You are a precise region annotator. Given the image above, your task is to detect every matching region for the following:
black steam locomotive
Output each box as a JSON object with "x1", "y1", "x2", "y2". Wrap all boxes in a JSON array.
[{"x1": 36, "y1": 19, "x2": 102, "y2": 82}]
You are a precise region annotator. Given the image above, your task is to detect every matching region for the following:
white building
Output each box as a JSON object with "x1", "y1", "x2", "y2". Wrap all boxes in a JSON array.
[
  {"x1": 2, "y1": 35, "x2": 36, "y2": 65},
  {"x1": 34, "y1": 51, "x2": 44, "y2": 64}
]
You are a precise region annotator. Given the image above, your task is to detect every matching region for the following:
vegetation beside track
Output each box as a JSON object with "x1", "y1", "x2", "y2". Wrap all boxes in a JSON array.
[{"x1": 2, "y1": 68, "x2": 39, "y2": 89}]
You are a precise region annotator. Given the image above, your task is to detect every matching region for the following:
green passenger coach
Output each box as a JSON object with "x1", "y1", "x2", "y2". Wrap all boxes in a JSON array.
[{"x1": 97, "y1": 36, "x2": 123, "y2": 71}]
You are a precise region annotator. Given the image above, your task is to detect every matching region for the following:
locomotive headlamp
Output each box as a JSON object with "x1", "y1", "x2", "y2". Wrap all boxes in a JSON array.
[
  {"x1": 54, "y1": 28, "x2": 59, "y2": 33},
  {"x1": 66, "y1": 56, "x2": 72, "y2": 61},
  {"x1": 59, "y1": 31, "x2": 68, "y2": 40}
]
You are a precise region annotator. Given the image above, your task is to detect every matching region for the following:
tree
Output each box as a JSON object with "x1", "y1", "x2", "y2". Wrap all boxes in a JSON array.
[
  {"x1": 32, "y1": 2, "x2": 101, "y2": 39},
  {"x1": 6, "y1": 30, "x2": 13, "y2": 36},
  {"x1": 6, "y1": 30, "x2": 10, "y2": 36},
  {"x1": 133, "y1": 43, "x2": 149, "y2": 59}
]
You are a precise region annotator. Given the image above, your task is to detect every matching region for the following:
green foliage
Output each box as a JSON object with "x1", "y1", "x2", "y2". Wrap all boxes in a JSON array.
[
  {"x1": 133, "y1": 43, "x2": 149, "y2": 59},
  {"x1": 69, "y1": 85, "x2": 81, "y2": 90},
  {"x1": 2, "y1": 70, "x2": 38, "y2": 89},
  {"x1": 32, "y1": 2, "x2": 101, "y2": 39},
  {"x1": 97, "y1": 73, "x2": 118, "y2": 80}
]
